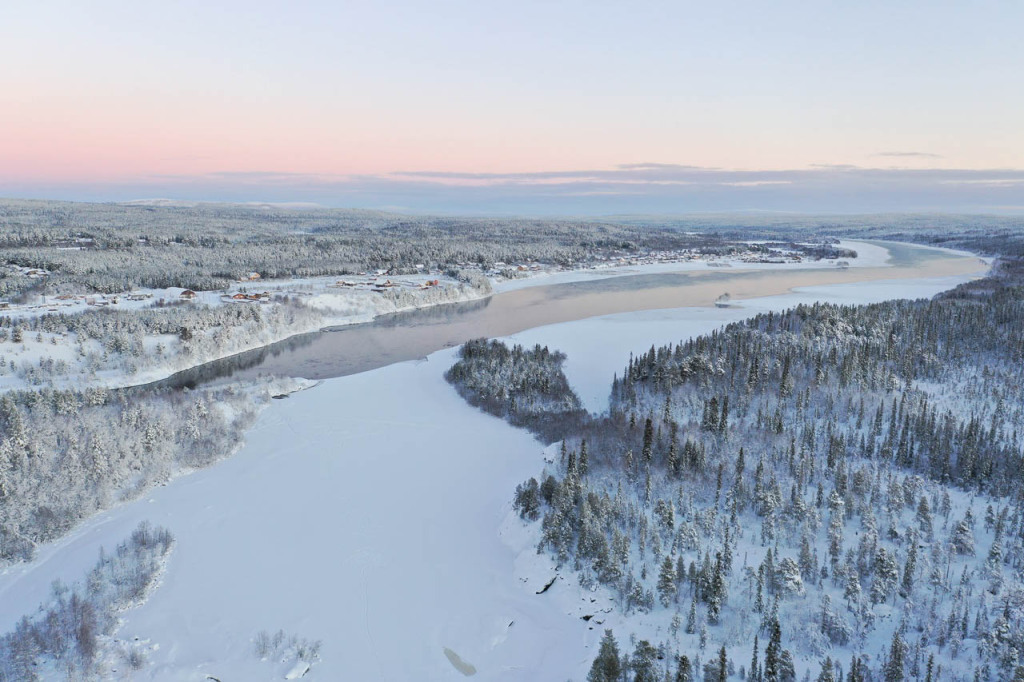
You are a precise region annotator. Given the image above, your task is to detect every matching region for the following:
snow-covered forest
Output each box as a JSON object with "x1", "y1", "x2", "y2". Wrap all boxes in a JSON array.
[
  {"x1": 0, "y1": 199, "x2": 848, "y2": 300},
  {"x1": 0, "y1": 378, "x2": 301, "y2": 564},
  {"x1": 0, "y1": 199, "x2": 860, "y2": 393},
  {"x1": 0, "y1": 521, "x2": 173, "y2": 680},
  {"x1": 0, "y1": 275, "x2": 491, "y2": 390},
  {"x1": 0, "y1": 200, "x2": 1020, "y2": 680},
  {"x1": 611, "y1": 214, "x2": 1024, "y2": 260},
  {"x1": 456, "y1": 255, "x2": 1024, "y2": 680},
  {"x1": 445, "y1": 339, "x2": 589, "y2": 442}
]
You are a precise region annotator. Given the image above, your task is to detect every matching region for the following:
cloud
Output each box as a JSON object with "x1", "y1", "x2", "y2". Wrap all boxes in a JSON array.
[
  {"x1": 615, "y1": 162, "x2": 711, "y2": 171},
  {"x1": 721, "y1": 180, "x2": 793, "y2": 187},
  {"x1": 939, "y1": 178, "x2": 1024, "y2": 186},
  {"x1": 873, "y1": 151, "x2": 944, "y2": 159},
  {"x1": 4, "y1": 164, "x2": 1024, "y2": 216}
]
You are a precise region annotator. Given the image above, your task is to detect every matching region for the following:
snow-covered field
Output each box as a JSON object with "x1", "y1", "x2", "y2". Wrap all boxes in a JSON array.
[
  {"x1": 0, "y1": 274, "x2": 491, "y2": 392},
  {"x1": 0, "y1": 249, "x2": 991, "y2": 680},
  {"x1": 490, "y1": 239, "x2": 893, "y2": 294}
]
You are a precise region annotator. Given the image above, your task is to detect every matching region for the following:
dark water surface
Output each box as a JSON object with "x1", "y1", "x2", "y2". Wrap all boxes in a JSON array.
[{"x1": 146, "y1": 241, "x2": 985, "y2": 390}]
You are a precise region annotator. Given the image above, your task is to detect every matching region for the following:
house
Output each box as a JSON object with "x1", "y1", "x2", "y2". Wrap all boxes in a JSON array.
[{"x1": 180, "y1": 289, "x2": 198, "y2": 300}]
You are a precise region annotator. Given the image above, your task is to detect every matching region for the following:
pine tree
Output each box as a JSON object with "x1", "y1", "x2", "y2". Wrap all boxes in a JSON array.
[
  {"x1": 883, "y1": 630, "x2": 906, "y2": 682},
  {"x1": 587, "y1": 629, "x2": 622, "y2": 682},
  {"x1": 686, "y1": 594, "x2": 698, "y2": 634},
  {"x1": 952, "y1": 518, "x2": 975, "y2": 555},
  {"x1": 764, "y1": 619, "x2": 782, "y2": 682},
  {"x1": 917, "y1": 496, "x2": 933, "y2": 538},
  {"x1": 708, "y1": 552, "x2": 726, "y2": 622},
  {"x1": 676, "y1": 655, "x2": 693, "y2": 682},
  {"x1": 642, "y1": 417, "x2": 654, "y2": 465},
  {"x1": 750, "y1": 635, "x2": 761, "y2": 682},
  {"x1": 799, "y1": 535, "x2": 816, "y2": 581},
  {"x1": 901, "y1": 539, "x2": 918, "y2": 598},
  {"x1": 817, "y1": 657, "x2": 836, "y2": 682},
  {"x1": 844, "y1": 570, "x2": 861, "y2": 606},
  {"x1": 668, "y1": 426, "x2": 680, "y2": 477},
  {"x1": 847, "y1": 655, "x2": 865, "y2": 682},
  {"x1": 631, "y1": 640, "x2": 659, "y2": 682},
  {"x1": 871, "y1": 547, "x2": 899, "y2": 604},
  {"x1": 779, "y1": 649, "x2": 795, "y2": 682},
  {"x1": 658, "y1": 555, "x2": 678, "y2": 606}
]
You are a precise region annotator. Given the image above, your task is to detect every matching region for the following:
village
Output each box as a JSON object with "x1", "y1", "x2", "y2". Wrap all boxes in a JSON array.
[
  {"x1": 0, "y1": 264, "x2": 458, "y2": 321},
  {"x1": 0, "y1": 240, "x2": 846, "y2": 324}
]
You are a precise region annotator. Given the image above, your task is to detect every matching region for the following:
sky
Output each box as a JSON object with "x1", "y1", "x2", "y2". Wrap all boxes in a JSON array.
[{"x1": 1, "y1": 0, "x2": 1022, "y2": 215}]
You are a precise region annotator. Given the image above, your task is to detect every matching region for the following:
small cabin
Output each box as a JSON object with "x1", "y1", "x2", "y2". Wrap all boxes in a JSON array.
[{"x1": 179, "y1": 289, "x2": 198, "y2": 300}]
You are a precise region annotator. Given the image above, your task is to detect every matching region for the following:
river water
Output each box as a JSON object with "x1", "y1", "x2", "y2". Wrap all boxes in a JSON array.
[{"x1": 150, "y1": 241, "x2": 986, "y2": 390}]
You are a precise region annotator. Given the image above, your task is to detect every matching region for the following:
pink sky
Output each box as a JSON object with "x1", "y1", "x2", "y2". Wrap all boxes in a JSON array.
[{"x1": 1, "y1": 0, "x2": 1021, "y2": 213}]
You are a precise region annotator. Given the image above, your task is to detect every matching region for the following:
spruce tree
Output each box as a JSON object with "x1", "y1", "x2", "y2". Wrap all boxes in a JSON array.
[
  {"x1": 817, "y1": 657, "x2": 835, "y2": 682},
  {"x1": 749, "y1": 635, "x2": 761, "y2": 682},
  {"x1": 779, "y1": 649, "x2": 795, "y2": 682},
  {"x1": 764, "y1": 619, "x2": 782, "y2": 682},
  {"x1": 686, "y1": 594, "x2": 698, "y2": 634},
  {"x1": 658, "y1": 555, "x2": 678, "y2": 607},
  {"x1": 883, "y1": 630, "x2": 906, "y2": 682},
  {"x1": 631, "y1": 640, "x2": 659, "y2": 682},
  {"x1": 642, "y1": 417, "x2": 654, "y2": 465},
  {"x1": 676, "y1": 655, "x2": 693, "y2": 682},
  {"x1": 587, "y1": 629, "x2": 621, "y2": 682}
]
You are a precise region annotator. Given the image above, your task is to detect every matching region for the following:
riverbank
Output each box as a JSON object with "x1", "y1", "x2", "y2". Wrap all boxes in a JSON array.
[
  {"x1": 148, "y1": 240, "x2": 988, "y2": 389},
  {"x1": 0, "y1": 246, "x2": 992, "y2": 680},
  {"x1": 0, "y1": 239, "x2": 942, "y2": 394}
]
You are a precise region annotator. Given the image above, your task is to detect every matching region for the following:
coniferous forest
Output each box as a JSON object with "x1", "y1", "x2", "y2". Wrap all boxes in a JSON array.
[
  {"x1": 1, "y1": 201, "x2": 1023, "y2": 679},
  {"x1": 450, "y1": 255, "x2": 1024, "y2": 681}
]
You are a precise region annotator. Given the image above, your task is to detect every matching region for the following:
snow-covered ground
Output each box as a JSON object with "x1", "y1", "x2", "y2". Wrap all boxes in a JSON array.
[
  {"x1": 0, "y1": 248, "x2": 991, "y2": 680},
  {"x1": 0, "y1": 240, "x2": 906, "y2": 394},
  {"x1": 490, "y1": 239, "x2": 893, "y2": 294},
  {"x1": 503, "y1": 271, "x2": 984, "y2": 414},
  {"x1": 0, "y1": 274, "x2": 491, "y2": 392}
]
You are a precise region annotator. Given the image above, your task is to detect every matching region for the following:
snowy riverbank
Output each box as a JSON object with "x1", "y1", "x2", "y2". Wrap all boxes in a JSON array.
[
  {"x1": 0, "y1": 240, "x2": 909, "y2": 394},
  {"x1": 0, "y1": 252, "x2": 990, "y2": 680}
]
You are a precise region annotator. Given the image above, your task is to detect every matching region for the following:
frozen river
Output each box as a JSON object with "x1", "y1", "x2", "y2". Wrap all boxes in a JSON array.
[{"x1": 0, "y1": 239, "x2": 991, "y2": 680}]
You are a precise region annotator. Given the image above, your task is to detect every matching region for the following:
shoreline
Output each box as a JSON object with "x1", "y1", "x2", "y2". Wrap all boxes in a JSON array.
[
  {"x1": 0, "y1": 250, "x2": 995, "y2": 679},
  {"x1": 124, "y1": 240, "x2": 993, "y2": 390},
  {"x1": 0, "y1": 240, "x2": 989, "y2": 393}
]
